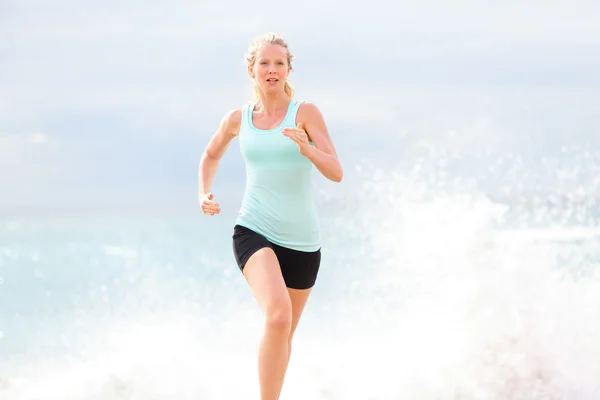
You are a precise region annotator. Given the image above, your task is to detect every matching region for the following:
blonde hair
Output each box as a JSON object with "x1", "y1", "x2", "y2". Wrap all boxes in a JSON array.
[{"x1": 245, "y1": 32, "x2": 295, "y2": 102}]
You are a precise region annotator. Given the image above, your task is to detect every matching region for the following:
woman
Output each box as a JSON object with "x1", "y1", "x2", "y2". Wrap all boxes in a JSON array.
[{"x1": 198, "y1": 32, "x2": 343, "y2": 400}]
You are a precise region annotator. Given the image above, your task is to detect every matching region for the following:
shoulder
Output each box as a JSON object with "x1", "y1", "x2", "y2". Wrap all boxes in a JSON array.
[
  {"x1": 219, "y1": 105, "x2": 246, "y2": 137},
  {"x1": 223, "y1": 106, "x2": 245, "y2": 125},
  {"x1": 297, "y1": 101, "x2": 328, "y2": 131},
  {"x1": 297, "y1": 101, "x2": 324, "y2": 121}
]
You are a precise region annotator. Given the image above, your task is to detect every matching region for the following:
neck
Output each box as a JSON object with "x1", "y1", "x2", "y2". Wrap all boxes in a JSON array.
[{"x1": 255, "y1": 92, "x2": 291, "y2": 115}]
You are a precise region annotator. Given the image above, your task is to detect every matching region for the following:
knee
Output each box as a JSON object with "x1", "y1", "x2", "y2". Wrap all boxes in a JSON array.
[{"x1": 264, "y1": 298, "x2": 292, "y2": 335}]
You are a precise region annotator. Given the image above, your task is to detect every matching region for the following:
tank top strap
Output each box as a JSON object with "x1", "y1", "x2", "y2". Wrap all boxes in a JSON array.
[
  {"x1": 240, "y1": 102, "x2": 252, "y2": 132},
  {"x1": 287, "y1": 99, "x2": 304, "y2": 126}
]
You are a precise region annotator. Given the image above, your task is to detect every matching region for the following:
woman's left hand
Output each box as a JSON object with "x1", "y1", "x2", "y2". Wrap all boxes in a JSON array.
[{"x1": 283, "y1": 123, "x2": 311, "y2": 155}]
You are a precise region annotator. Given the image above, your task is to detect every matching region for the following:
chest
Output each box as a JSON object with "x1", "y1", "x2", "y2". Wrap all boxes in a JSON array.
[
  {"x1": 251, "y1": 110, "x2": 290, "y2": 130},
  {"x1": 239, "y1": 127, "x2": 311, "y2": 170}
]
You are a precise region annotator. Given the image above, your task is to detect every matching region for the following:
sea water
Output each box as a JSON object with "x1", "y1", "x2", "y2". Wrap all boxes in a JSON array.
[{"x1": 1, "y1": 164, "x2": 599, "y2": 399}]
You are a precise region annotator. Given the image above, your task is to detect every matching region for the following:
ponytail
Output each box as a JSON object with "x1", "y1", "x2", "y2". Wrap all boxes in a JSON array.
[{"x1": 284, "y1": 80, "x2": 295, "y2": 98}]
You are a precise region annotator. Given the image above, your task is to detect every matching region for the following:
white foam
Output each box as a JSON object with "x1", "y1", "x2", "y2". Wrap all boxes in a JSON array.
[{"x1": 1, "y1": 169, "x2": 599, "y2": 399}]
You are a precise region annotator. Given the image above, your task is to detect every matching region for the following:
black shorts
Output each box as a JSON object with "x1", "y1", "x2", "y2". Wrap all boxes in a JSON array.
[{"x1": 231, "y1": 224, "x2": 321, "y2": 290}]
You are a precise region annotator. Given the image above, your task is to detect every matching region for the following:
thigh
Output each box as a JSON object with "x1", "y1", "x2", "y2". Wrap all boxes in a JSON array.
[{"x1": 243, "y1": 247, "x2": 291, "y2": 313}]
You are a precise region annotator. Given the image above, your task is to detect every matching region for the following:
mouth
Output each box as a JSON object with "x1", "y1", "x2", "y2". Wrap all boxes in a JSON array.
[{"x1": 266, "y1": 78, "x2": 279, "y2": 83}]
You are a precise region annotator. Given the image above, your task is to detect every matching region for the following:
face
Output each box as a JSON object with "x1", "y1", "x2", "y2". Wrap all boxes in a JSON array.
[{"x1": 249, "y1": 44, "x2": 290, "y2": 95}]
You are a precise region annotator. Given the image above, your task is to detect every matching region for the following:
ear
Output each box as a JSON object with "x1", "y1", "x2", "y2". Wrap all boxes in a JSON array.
[{"x1": 247, "y1": 65, "x2": 254, "y2": 79}]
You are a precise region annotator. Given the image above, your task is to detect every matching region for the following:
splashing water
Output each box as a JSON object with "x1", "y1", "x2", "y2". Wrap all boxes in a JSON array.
[
  {"x1": 324, "y1": 162, "x2": 600, "y2": 399},
  {"x1": 1, "y1": 156, "x2": 600, "y2": 399}
]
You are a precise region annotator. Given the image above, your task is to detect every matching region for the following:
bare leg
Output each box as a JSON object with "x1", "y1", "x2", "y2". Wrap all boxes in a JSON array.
[
  {"x1": 243, "y1": 248, "x2": 292, "y2": 400},
  {"x1": 286, "y1": 287, "x2": 313, "y2": 364}
]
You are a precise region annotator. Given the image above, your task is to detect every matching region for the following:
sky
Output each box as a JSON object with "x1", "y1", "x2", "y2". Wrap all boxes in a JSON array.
[{"x1": 1, "y1": 0, "x2": 599, "y2": 213}]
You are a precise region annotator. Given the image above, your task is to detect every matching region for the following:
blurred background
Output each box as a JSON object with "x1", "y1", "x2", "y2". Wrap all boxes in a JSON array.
[{"x1": 1, "y1": 0, "x2": 600, "y2": 399}]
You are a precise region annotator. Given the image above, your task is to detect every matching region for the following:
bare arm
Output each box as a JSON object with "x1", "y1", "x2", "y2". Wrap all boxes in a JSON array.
[
  {"x1": 198, "y1": 108, "x2": 241, "y2": 214},
  {"x1": 296, "y1": 102, "x2": 343, "y2": 182}
]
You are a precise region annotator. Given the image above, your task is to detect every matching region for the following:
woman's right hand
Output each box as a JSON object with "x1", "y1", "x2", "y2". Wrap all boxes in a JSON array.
[{"x1": 200, "y1": 193, "x2": 220, "y2": 216}]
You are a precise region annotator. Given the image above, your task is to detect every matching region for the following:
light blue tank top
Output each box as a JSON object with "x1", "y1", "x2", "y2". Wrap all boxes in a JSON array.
[{"x1": 235, "y1": 99, "x2": 321, "y2": 252}]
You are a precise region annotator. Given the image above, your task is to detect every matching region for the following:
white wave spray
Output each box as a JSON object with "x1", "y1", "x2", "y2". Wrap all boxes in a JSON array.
[{"x1": 1, "y1": 157, "x2": 600, "y2": 399}]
